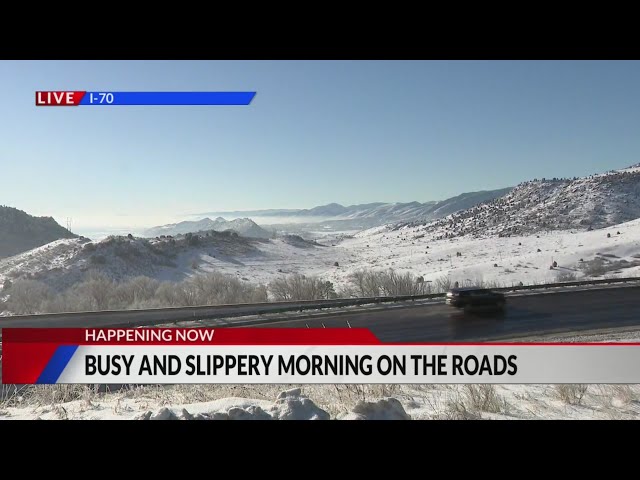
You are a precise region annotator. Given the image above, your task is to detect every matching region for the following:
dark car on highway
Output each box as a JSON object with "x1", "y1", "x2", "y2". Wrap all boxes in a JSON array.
[{"x1": 445, "y1": 287, "x2": 506, "y2": 311}]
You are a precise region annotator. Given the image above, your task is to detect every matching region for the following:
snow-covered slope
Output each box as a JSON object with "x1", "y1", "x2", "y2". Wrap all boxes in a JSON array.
[
  {"x1": 7, "y1": 214, "x2": 640, "y2": 298},
  {"x1": 348, "y1": 216, "x2": 640, "y2": 288},
  {"x1": 400, "y1": 165, "x2": 640, "y2": 239},
  {"x1": 144, "y1": 217, "x2": 271, "y2": 239},
  {"x1": 0, "y1": 230, "x2": 346, "y2": 291},
  {"x1": 0, "y1": 206, "x2": 78, "y2": 259}
]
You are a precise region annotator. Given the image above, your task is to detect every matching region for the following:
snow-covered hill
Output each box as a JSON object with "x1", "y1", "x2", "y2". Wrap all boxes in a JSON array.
[
  {"x1": 350, "y1": 216, "x2": 640, "y2": 288},
  {"x1": 0, "y1": 206, "x2": 77, "y2": 259},
  {"x1": 0, "y1": 230, "x2": 346, "y2": 292},
  {"x1": 398, "y1": 165, "x2": 640, "y2": 239},
  {"x1": 143, "y1": 217, "x2": 271, "y2": 239}
]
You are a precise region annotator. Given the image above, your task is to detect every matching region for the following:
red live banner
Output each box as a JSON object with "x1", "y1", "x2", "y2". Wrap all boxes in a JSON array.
[{"x1": 35, "y1": 91, "x2": 86, "y2": 106}]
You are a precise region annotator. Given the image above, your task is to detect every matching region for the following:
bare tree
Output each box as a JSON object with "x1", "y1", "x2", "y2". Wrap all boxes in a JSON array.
[{"x1": 4, "y1": 279, "x2": 52, "y2": 314}]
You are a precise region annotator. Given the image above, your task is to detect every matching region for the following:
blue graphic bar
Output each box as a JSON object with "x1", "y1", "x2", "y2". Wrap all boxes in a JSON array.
[
  {"x1": 36, "y1": 345, "x2": 79, "y2": 384},
  {"x1": 79, "y1": 91, "x2": 256, "y2": 106}
]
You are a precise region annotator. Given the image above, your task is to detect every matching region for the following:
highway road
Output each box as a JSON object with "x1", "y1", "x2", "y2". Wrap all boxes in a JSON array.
[
  {"x1": 0, "y1": 300, "x2": 366, "y2": 329},
  {"x1": 1, "y1": 285, "x2": 639, "y2": 342},
  {"x1": 249, "y1": 287, "x2": 640, "y2": 342}
]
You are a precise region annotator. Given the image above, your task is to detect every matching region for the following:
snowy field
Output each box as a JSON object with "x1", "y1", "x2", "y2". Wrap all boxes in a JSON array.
[
  {"x1": 2, "y1": 329, "x2": 640, "y2": 421},
  {"x1": 3, "y1": 217, "x2": 640, "y2": 296},
  {"x1": 334, "y1": 217, "x2": 640, "y2": 288},
  {"x1": 2, "y1": 381, "x2": 639, "y2": 421}
]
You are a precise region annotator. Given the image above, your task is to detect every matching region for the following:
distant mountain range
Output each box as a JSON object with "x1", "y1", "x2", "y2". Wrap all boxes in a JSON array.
[
  {"x1": 143, "y1": 217, "x2": 271, "y2": 239},
  {"x1": 0, "y1": 206, "x2": 77, "y2": 259},
  {"x1": 188, "y1": 188, "x2": 513, "y2": 232}
]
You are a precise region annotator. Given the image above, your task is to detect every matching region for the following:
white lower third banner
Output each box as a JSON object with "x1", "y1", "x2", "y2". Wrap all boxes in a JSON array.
[{"x1": 3, "y1": 328, "x2": 640, "y2": 384}]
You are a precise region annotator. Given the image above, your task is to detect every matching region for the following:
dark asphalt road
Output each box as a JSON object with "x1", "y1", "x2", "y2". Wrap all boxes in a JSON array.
[
  {"x1": 0, "y1": 300, "x2": 358, "y2": 329},
  {"x1": 1, "y1": 286, "x2": 639, "y2": 342},
  {"x1": 247, "y1": 287, "x2": 640, "y2": 342}
]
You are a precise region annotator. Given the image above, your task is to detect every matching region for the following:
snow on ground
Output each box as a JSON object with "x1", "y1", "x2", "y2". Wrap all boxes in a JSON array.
[
  {"x1": 2, "y1": 382, "x2": 639, "y2": 420},
  {"x1": 340, "y1": 217, "x2": 640, "y2": 288},
  {"x1": 0, "y1": 234, "x2": 349, "y2": 293},
  {"x1": 2, "y1": 215, "x2": 640, "y2": 300},
  {"x1": 153, "y1": 216, "x2": 640, "y2": 291},
  {"x1": 0, "y1": 238, "x2": 85, "y2": 289},
  {"x1": 175, "y1": 236, "x2": 352, "y2": 287},
  {"x1": 153, "y1": 215, "x2": 640, "y2": 291}
]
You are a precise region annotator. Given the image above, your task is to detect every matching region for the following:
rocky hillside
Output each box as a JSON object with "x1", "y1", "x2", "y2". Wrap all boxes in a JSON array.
[
  {"x1": 0, "y1": 206, "x2": 77, "y2": 259},
  {"x1": 397, "y1": 165, "x2": 640, "y2": 239},
  {"x1": 0, "y1": 230, "x2": 266, "y2": 291},
  {"x1": 144, "y1": 217, "x2": 271, "y2": 239}
]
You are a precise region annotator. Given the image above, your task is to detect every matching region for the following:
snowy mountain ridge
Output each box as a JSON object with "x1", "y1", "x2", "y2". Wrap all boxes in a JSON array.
[{"x1": 391, "y1": 164, "x2": 640, "y2": 239}]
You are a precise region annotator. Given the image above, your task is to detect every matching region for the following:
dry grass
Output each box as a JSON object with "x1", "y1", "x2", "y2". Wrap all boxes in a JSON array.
[
  {"x1": 453, "y1": 384, "x2": 507, "y2": 415},
  {"x1": 612, "y1": 385, "x2": 637, "y2": 404},
  {"x1": 554, "y1": 384, "x2": 589, "y2": 405},
  {"x1": 556, "y1": 271, "x2": 577, "y2": 282},
  {"x1": 2, "y1": 383, "x2": 639, "y2": 420}
]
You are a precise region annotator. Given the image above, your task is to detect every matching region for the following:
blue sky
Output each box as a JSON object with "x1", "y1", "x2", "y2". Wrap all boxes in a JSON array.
[{"x1": 2, "y1": 60, "x2": 640, "y2": 231}]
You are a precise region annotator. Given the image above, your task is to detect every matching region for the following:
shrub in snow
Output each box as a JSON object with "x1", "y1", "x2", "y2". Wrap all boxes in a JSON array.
[
  {"x1": 90, "y1": 254, "x2": 106, "y2": 264},
  {"x1": 581, "y1": 258, "x2": 607, "y2": 277},
  {"x1": 269, "y1": 274, "x2": 337, "y2": 301},
  {"x1": 554, "y1": 384, "x2": 589, "y2": 405}
]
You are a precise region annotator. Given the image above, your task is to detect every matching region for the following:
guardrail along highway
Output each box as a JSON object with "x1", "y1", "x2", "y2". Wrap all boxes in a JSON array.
[
  {"x1": 1, "y1": 280, "x2": 639, "y2": 343},
  {"x1": 252, "y1": 286, "x2": 640, "y2": 342}
]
